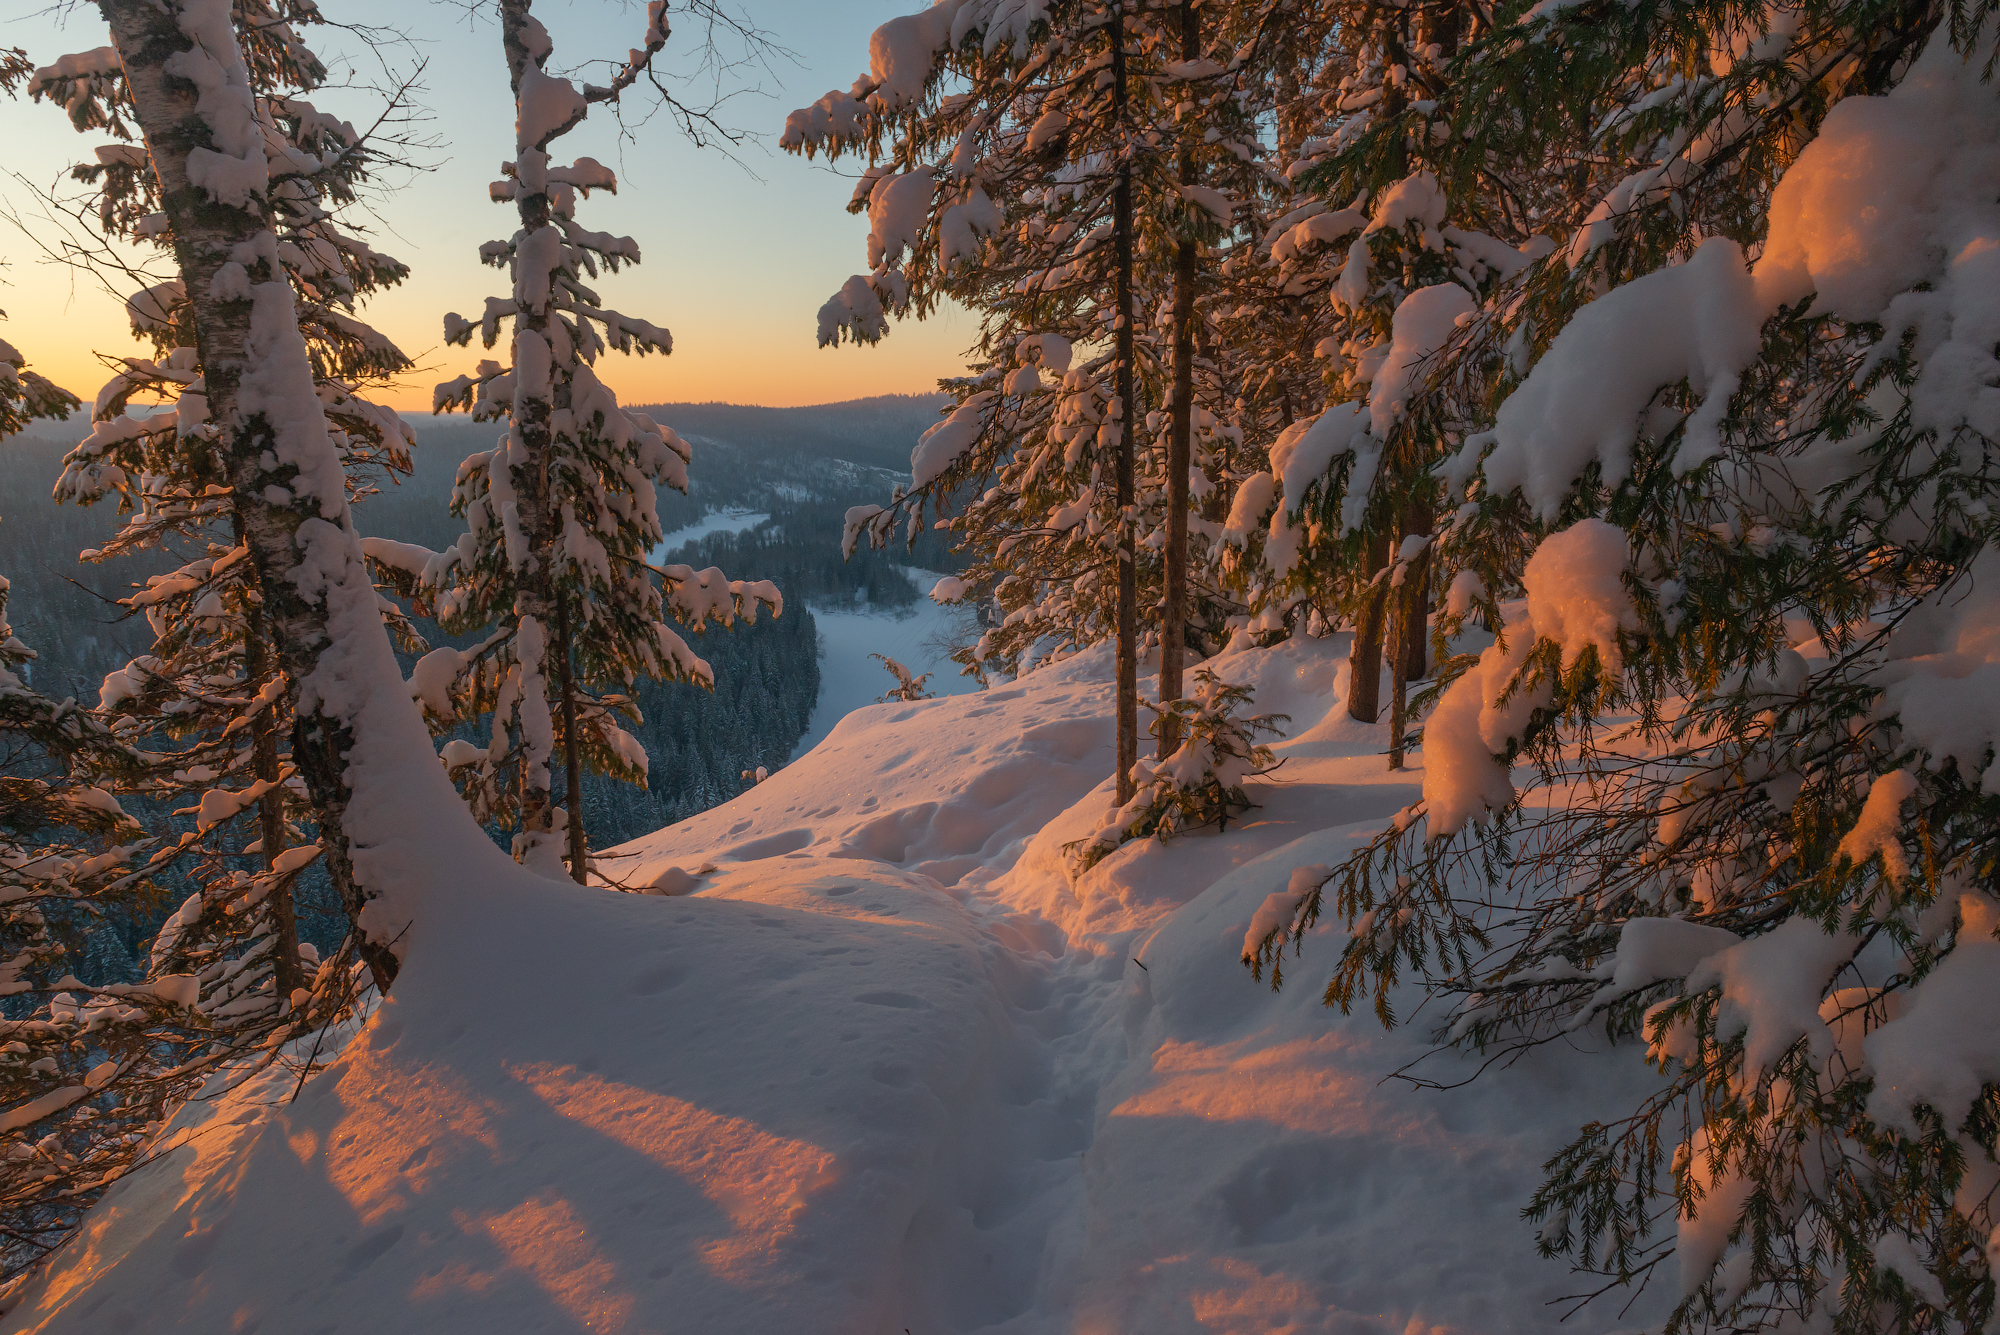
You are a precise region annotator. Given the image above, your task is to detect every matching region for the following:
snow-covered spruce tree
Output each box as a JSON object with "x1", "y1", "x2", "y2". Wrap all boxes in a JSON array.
[
  {"x1": 788, "y1": 0, "x2": 1290, "y2": 801},
  {"x1": 32, "y1": 2, "x2": 418, "y2": 1025},
  {"x1": 0, "y1": 303, "x2": 195, "y2": 1276},
  {"x1": 1207, "y1": 0, "x2": 1543, "y2": 764},
  {"x1": 1148, "y1": 0, "x2": 1284, "y2": 756},
  {"x1": 374, "y1": 0, "x2": 778, "y2": 881},
  {"x1": 790, "y1": 0, "x2": 1150, "y2": 798},
  {"x1": 1248, "y1": 4, "x2": 2000, "y2": 1330}
]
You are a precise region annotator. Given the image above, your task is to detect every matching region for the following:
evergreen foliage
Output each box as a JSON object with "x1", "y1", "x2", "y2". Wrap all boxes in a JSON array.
[
  {"x1": 0, "y1": 571, "x2": 185, "y2": 1280},
  {"x1": 378, "y1": 0, "x2": 781, "y2": 880},
  {"x1": 1070, "y1": 668, "x2": 1282, "y2": 871},
  {"x1": 0, "y1": 333, "x2": 191, "y2": 1278},
  {"x1": 1235, "y1": 3, "x2": 2000, "y2": 1330}
]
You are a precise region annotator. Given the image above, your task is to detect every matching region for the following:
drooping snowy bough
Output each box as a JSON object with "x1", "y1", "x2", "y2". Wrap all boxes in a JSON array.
[
  {"x1": 1245, "y1": 6, "x2": 2000, "y2": 1330},
  {"x1": 0, "y1": 304, "x2": 189, "y2": 1276}
]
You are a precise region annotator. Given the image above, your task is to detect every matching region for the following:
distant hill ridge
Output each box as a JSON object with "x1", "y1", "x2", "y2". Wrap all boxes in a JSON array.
[
  {"x1": 11, "y1": 392, "x2": 951, "y2": 462},
  {"x1": 639, "y1": 392, "x2": 948, "y2": 413},
  {"x1": 627, "y1": 393, "x2": 950, "y2": 476}
]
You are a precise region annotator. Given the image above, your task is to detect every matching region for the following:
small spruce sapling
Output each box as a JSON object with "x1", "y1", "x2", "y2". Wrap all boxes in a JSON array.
[
  {"x1": 1070, "y1": 669, "x2": 1283, "y2": 872},
  {"x1": 870, "y1": 653, "x2": 933, "y2": 703}
]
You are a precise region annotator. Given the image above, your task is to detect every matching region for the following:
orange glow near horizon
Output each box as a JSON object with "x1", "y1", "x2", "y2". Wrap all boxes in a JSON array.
[
  {"x1": 0, "y1": 0, "x2": 977, "y2": 424},
  {"x1": 8, "y1": 290, "x2": 970, "y2": 420}
]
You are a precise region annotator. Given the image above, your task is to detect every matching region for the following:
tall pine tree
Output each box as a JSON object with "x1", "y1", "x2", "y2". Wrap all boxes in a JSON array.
[{"x1": 789, "y1": 0, "x2": 1289, "y2": 807}]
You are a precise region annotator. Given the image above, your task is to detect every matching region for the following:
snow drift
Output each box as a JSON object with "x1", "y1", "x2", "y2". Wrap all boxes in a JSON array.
[{"x1": 2, "y1": 636, "x2": 1669, "y2": 1334}]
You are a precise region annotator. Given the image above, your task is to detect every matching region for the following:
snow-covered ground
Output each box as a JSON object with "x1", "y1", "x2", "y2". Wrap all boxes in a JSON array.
[
  {"x1": 792, "y1": 571, "x2": 981, "y2": 759},
  {"x1": 648, "y1": 508, "x2": 769, "y2": 561},
  {"x1": 0, "y1": 633, "x2": 1671, "y2": 1334}
]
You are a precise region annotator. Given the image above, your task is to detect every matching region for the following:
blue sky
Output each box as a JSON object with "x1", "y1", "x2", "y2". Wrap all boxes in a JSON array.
[{"x1": 1, "y1": 0, "x2": 969, "y2": 410}]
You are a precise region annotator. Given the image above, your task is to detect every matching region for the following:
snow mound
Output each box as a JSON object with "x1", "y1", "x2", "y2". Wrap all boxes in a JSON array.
[{"x1": 4, "y1": 635, "x2": 1668, "y2": 1334}]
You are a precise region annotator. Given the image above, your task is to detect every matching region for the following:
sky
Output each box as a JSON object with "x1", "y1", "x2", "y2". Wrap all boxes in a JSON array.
[{"x1": 0, "y1": 0, "x2": 969, "y2": 413}]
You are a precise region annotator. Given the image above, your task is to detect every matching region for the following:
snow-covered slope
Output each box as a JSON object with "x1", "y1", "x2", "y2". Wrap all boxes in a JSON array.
[{"x1": 2, "y1": 634, "x2": 1669, "y2": 1334}]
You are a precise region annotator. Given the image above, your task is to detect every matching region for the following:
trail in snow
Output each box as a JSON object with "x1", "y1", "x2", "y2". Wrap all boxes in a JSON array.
[
  {"x1": 2, "y1": 634, "x2": 1672, "y2": 1335},
  {"x1": 790, "y1": 569, "x2": 979, "y2": 760}
]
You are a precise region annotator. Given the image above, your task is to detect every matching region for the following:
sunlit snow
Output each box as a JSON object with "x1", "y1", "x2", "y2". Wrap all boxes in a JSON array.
[{"x1": 2, "y1": 632, "x2": 1671, "y2": 1334}]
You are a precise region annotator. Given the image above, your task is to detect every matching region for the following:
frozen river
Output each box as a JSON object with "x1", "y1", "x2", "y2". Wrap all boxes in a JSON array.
[{"x1": 791, "y1": 570, "x2": 980, "y2": 760}]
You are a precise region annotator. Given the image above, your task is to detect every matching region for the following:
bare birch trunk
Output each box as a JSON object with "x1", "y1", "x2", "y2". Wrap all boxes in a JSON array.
[{"x1": 101, "y1": 0, "x2": 398, "y2": 991}]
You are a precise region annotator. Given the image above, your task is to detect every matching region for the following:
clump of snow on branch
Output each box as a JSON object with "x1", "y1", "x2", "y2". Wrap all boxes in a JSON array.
[{"x1": 1420, "y1": 519, "x2": 1634, "y2": 837}]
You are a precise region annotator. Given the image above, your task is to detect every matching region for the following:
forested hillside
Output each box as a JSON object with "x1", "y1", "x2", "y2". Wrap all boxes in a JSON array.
[
  {"x1": 0, "y1": 434, "x2": 169, "y2": 702},
  {"x1": 0, "y1": 398, "x2": 958, "y2": 969},
  {"x1": 362, "y1": 398, "x2": 958, "y2": 850}
]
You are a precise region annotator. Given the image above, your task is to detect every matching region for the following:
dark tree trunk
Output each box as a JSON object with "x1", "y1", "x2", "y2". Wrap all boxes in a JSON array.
[
  {"x1": 556, "y1": 594, "x2": 587, "y2": 883},
  {"x1": 1347, "y1": 531, "x2": 1391, "y2": 723},
  {"x1": 1110, "y1": 0, "x2": 1138, "y2": 805},
  {"x1": 1388, "y1": 581, "x2": 1428, "y2": 769},
  {"x1": 236, "y1": 506, "x2": 305, "y2": 1005},
  {"x1": 1402, "y1": 502, "x2": 1434, "y2": 682},
  {"x1": 1158, "y1": 0, "x2": 1200, "y2": 761},
  {"x1": 1386, "y1": 501, "x2": 1434, "y2": 771}
]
